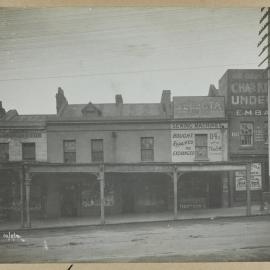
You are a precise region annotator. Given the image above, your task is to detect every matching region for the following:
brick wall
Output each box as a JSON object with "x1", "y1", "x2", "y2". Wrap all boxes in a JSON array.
[{"x1": 0, "y1": 131, "x2": 47, "y2": 161}]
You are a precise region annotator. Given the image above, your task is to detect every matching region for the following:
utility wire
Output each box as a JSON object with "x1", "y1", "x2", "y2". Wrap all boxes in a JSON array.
[{"x1": 0, "y1": 62, "x2": 258, "y2": 82}]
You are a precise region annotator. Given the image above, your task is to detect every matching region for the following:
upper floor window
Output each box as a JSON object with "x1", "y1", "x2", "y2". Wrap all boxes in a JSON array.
[
  {"x1": 240, "y1": 122, "x2": 253, "y2": 146},
  {"x1": 22, "y1": 143, "x2": 36, "y2": 161},
  {"x1": 264, "y1": 121, "x2": 268, "y2": 144},
  {"x1": 63, "y1": 140, "x2": 76, "y2": 163},
  {"x1": 141, "y1": 137, "x2": 154, "y2": 161},
  {"x1": 0, "y1": 143, "x2": 9, "y2": 161},
  {"x1": 91, "y1": 139, "x2": 104, "y2": 162},
  {"x1": 195, "y1": 134, "x2": 208, "y2": 160}
]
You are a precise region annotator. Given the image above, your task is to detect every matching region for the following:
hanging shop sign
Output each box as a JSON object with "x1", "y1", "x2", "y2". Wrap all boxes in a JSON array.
[
  {"x1": 235, "y1": 163, "x2": 262, "y2": 191},
  {"x1": 0, "y1": 129, "x2": 43, "y2": 138},
  {"x1": 173, "y1": 97, "x2": 225, "y2": 119}
]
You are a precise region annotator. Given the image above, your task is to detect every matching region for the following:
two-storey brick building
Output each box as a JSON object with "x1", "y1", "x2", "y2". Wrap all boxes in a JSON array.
[
  {"x1": 209, "y1": 69, "x2": 268, "y2": 207},
  {"x1": 0, "y1": 73, "x2": 261, "y2": 228},
  {"x1": 20, "y1": 88, "x2": 245, "y2": 227},
  {"x1": 0, "y1": 102, "x2": 52, "y2": 225}
]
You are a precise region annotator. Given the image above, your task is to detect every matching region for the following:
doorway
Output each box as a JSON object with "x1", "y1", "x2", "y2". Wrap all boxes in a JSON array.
[
  {"x1": 121, "y1": 180, "x2": 135, "y2": 214},
  {"x1": 208, "y1": 174, "x2": 222, "y2": 208},
  {"x1": 60, "y1": 183, "x2": 79, "y2": 217}
]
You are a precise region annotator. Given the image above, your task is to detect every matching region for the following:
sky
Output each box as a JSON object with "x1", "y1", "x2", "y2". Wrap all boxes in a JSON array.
[{"x1": 0, "y1": 7, "x2": 264, "y2": 114}]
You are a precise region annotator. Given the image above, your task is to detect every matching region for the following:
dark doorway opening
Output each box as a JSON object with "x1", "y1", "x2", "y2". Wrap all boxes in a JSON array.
[
  {"x1": 121, "y1": 180, "x2": 135, "y2": 214},
  {"x1": 61, "y1": 183, "x2": 79, "y2": 217},
  {"x1": 208, "y1": 175, "x2": 222, "y2": 208},
  {"x1": 178, "y1": 172, "x2": 222, "y2": 209}
]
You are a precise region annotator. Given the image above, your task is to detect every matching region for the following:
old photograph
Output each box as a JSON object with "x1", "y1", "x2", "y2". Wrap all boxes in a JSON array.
[{"x1": 0, "y1": 6, "x2": 269, "y2": 263}]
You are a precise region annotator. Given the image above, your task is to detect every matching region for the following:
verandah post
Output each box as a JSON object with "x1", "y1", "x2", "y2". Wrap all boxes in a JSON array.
[
  {"x1": 24, "y1": 166, "x2": 31, "y2": 228},
  {"x1": 19, "y1": 167, "x2": 24, "y2": 228},
  {"x1": 246, "y1": 163, "x2": 252, "y2": 216},
  {"x1": 173, "y1": 167, "x2": 178, "y2": 220},
  {"x1": 98, "y1": 164, "x2": 105, "y2": 225}
]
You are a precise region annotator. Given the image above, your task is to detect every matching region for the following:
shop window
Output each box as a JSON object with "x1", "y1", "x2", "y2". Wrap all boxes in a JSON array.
[
  {"x1": 22, "y1": 143, "x2": 36, "y2": 161},
  {"x1": 63, "y1": 140, "x2": 76, "y2": 163},
  {"x1": 240, "y1": 122, "x2": 253, "y2": 146},
  {"x1": 195, "y1": 134, "x2": 208, "y2": 160},
  {"x1": 0, "y1": 143, "x2": 9, "y2": 161},
  {"x1": 91, "y1": 139, "x2": 104, "y2": 162},
  {"x1": 264, "y1": 121, "x2": 268, "y2": 144},
  {"x1": 141, "y1": 137, "x2": 154, "y2": 161}
]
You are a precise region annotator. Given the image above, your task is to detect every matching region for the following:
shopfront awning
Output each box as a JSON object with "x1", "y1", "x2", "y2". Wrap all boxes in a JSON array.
[{"x1": 28, "y1": 161, "x2": 247, "y2": 175}]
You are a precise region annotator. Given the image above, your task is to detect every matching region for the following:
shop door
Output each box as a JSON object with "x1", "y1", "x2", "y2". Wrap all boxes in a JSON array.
[
  {"x1": 208, "y1": 176, "x2": 222, "y2": 208},
  {"x1": 122, "y1": 180, "x2": 135, "y2": 214},
  {"x1": 61, "y1": 183, "x2": 79, "y2": 217}
]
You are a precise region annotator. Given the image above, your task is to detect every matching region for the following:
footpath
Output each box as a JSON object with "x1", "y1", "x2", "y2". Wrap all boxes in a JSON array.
[{"x1": 0, "y1": 204, "x2": 268, "y2": 231}]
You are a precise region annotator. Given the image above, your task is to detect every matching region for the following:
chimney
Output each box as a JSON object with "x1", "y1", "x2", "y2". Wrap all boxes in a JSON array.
[
  {"x1": 115, "y1": 94, "x2": 123, "y2": 105},
  {"x1": 161, "y1": 90, "x2": 171, "y2": 115},
  {"x1": 56, "y1": 87, "x2": 68, "y2": 114},
  {"x1": 0, "y1": 101, "x2": 6, "y2": 119},
  {"x1": 208, "y1": 84, "x2": 219, "y2": 96},
  {"x1": 5, "y1": 110, "x2": 18, "y2": 120}
]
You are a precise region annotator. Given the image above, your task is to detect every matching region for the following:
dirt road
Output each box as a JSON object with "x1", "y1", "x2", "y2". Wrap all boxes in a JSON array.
[{"x1": 1, "y1": 215, "x2": 270, "y2": 262}]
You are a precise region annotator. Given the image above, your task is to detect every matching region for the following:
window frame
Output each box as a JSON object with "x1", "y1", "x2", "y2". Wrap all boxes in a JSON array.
[
  {"x1": 194, "y1": 134, "x2": 208, "y2": 161},
  {"x1": 91, "y1": 139, "x2": 104, "y2": 163},
  {"x1": 22, "y1": 142, "x2": 36, "y2": 161},
  {"x1": 264, "y1": 121, "x2": 268, "y2": 145},
  {"x1": 0, "y1": 142, "x2": 9, "y2": 161},
  {"x1": 240, "y1": 122, "x2": 254, "y2": 147},
  {"x1": 63, "y1": 140, "x2": 76, "y2": 163},
  {"x1": 141, "y1": 137, "x2": 154, "y2": 162}
]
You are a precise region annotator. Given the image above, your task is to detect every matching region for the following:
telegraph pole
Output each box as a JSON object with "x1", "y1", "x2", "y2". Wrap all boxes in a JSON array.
[{"x1": 258, "y1": 7, "x2": 270, "y2": 194}]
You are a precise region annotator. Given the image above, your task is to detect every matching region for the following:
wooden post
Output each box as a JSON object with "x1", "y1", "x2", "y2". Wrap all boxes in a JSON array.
[
  {"x1": 228, "y1": 171, "x2": 234, "y2": 208},
  {"x1": 173, "y1": 168, "x2": 178, "y2": 220},
  {"x1": 24, "y1": 167, "x2": 31, "y2": 228},
  {"x1": 246, "y1": 163, "x2": 251, "y2": 216},
  {"x1": 19, "y1": 169, "x2": 24, "y2": 228},
  {"x1": 221, "y1": 172, "x2": 229, "y2": 208},
  {"x1": 98, "y1": 165, "x2": 105, "y2": 225}
]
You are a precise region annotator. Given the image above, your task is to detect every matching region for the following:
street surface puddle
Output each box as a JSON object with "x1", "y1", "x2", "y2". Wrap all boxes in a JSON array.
[
  {"x1": 69, "y1": 242, "x2": 83, "y2": 246},
  {"x1": 240, "y1": 245, "x2": 270, "y2": 250},
  {"x1": 131, "y1": 238, "x2": 144, "y2": 242},
  {"x1": 188, "y1": 234, "x2": 202, "y2": 238}
]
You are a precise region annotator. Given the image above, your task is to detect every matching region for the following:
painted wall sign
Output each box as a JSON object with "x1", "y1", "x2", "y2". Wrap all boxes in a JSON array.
[
  {"x1": 173, "y1": 97, "x2": 225, "y2": 119},
  {"x1": 0, "y1": 129, "x2": 42, "y2": 138},
  {"x1": 172, "y1": 122, "x2": 227, "y2": 130},
  {"x1": 232, "y1": 109, "x2": 268, "y2": 117},
  {"x1": 179, "y1": 198, "x2": 206, "y2": 209},
  {"x1": 171, "y1": 123, "x2": 227, "y2": 162},
  {"x1": 235, "y1": 163, "x2": 262, "y2": 191},
  {"x1": 229, "y1": 80, "x2": 268, "y2": 117}
]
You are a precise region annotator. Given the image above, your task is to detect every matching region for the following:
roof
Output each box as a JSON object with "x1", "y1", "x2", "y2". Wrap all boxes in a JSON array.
[
  {"x1": 58, "y1": 103, "x2": 169, "y2": 120},
  {"x1": 0, "y1": 114, "x2": 56, "y2": 127}
]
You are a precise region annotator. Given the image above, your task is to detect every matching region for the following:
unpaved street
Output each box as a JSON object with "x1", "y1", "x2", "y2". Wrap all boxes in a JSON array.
[{"x1": 1, "y1": 216, "x2": 270, "y2": 262}]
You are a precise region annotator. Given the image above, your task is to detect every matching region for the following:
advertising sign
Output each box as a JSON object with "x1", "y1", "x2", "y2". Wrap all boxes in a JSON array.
[
  {"x1": 173, "y1": 97, "x2": 225, "y2": 119},
  {"x1": 0, "y1": 129, "x2": 42, "y2": 138},
  {"x1": 171, "y1": 122, "x2": 225, "y2": 162},
  {"x1": 235, "y1": 163, "x2": 262, "y2": 191},
  {"x1": 229, "y1": 80, "x2": 268, "y2": 117}
]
